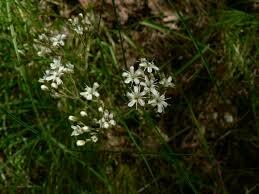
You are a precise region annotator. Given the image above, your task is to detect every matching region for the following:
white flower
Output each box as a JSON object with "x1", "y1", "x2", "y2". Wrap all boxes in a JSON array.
[
  {"x1": 80, "y1": 111, "x2": 87, "y2": 117},
  {"x1": 148, "y1": 90, "x2": 168, "y2": 113},
  {"x1": 35, "y1": 33, "x2": 65, "y2": 56},
  {"x1": 82, "y1": 126, "x2": 90, "y2": 132},
  {"x1": 224, "y1": 112, "x2": 234, "y2": 123},
  {"x1": 122, "y1": 66, "x2": 143, "y2": 84},
  {"x1": 69, "y1": 17, "x2": 84, "y2": 34},
  {"x1": 39, "y1": 77, "x2": 45, "y2": 83},
  {"x1": 50, "y1": 57, "x2": 62, "y2": 69},
  {"x1": 80, "y1": 82, "x2": 100, "y2": 100},
  {"x1": 76, "y1": 140, "x2": 86, "y2": 146},
  {"x1": 39, "y1": 58, "x2": 74, "y2": 89},
  {"x1": 98, "y1": 107, "x2": 104, "y2": 112},
  {"x1": 78, "y1": 13, "x2": 83, "y2": 18},
  {"x1": 44, "y1": 69, "x2": 63, "y2": 86},
  {"x1": 51, "y1": 82, "x2": 58, "y2": 89},
  {"x1": 140, "y1": 75, "x2": 157, "y2": 94},
  {"x1": 35, "y1": 45, "x2": 51, "y2": 56},
  {"x1": 212, "y1": 112, "x2": 218, "y2": 120},
  {"x1": 38, "y1": 33, "x2": 48, "y2": 41},
  {"x1": 40, "y1": 85, "x2": 48, "y2": 91},
  {"x1": 68, "y1": 17, "x2": 79, "y2": 26},
  {"x1": 91, "y1": 135, "x2": 98, "y2": 143},
  {"x1": 52, "y1": 92, "x2": 61, "y2": 98},
  {"x1": 68, "y1": 13, "x2": 90, "y2": 34},
  {"x1": 50, "y1": 34, "x2": 66, "y2": 47},
  {"x1": 160, "y1": 76, "x2": 175, "y2": 88},
  {"x1": 64, "y1": 63, "x2": 74, "y2": 73},
  {"x1": 127, "y1": 86, "x2": 146, "y2": 108},
  {"x1": 71, "y1": 125, "x2": 89, "y2": 136},
  {"x1": 139, "y1": 58, "x2": 159, "y2": 73}
]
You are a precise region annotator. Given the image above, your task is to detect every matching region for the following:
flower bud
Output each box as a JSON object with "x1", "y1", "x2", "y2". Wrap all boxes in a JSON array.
[
  {"x1": 41, "y1": 85, "x2": 48, "y2": 91},
  {"x1": 80, "y1": 111, "x2": 87, "y2": 117},
  {"x1": 51, "y1": 82, "x2": 58, "y2": 89},
  {"x1": 76, "y1": 140, "x2": 86, "y2": 146},
  {"x1": 68, "y1": 115, "x2": 77, "y2": 121}
]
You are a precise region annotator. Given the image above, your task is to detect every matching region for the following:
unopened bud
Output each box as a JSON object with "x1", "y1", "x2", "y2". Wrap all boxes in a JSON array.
[
  {"x1": 41, "y1": 85, "x2": 48, "y2": 91},
  {"x1": 80, "y1": 111, "x2": 87, "y2": 117},
  {"x1": 68, "y1": 115, "x2": 77, "y2": 121}
]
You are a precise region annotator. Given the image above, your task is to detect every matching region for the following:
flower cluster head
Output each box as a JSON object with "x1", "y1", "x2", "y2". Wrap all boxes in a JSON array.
[
  {"x1": 68, "y1": 107, "x2": 116, "y2": 146},
  {"x1": 67, "y1": 83, "x2": 116, "y2": 146},
  {"x1": 34, "y1": 32, "x2": 67, "y2": 56},
  {"x1": 68, "y1": 13, "x2": 91, "y2": 35},
  {"x1": 122, "y1": 58, "x2": 175, "y2": 113},
  {"x1": 97, "y1": 107, "x2": 116, "y2": 129},
  {"x1": 39, "y1": 57, "x2": 74, "y2": 90},
  {"x1": 69, "y1": 113, "x2": 98, "y2": 146}
]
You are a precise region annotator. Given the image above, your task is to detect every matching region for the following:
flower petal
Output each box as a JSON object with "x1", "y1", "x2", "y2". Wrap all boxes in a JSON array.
[
  {"x1": 138, "y1": 99, "x2": 145, "y2": 106},
  {"x1": 128, "y1": 100, "x2": 136, "y2": 107}
]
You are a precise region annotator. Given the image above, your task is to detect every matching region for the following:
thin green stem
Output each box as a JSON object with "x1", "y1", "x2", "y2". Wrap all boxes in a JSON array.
[{"x1": 111, "y1": 0, "x2": 127, "y2": 69}]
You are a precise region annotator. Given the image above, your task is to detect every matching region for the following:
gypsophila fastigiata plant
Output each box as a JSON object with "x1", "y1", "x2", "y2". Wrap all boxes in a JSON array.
[
  {"x1": 122, "y1": 58, "x2": 175, "y2": 113},
  {"x1": 35, "y1": 12, "x2": 117, "y2": 146},
  {"x1": 34, "y1": 11, "x2": 175, "y2": 147}
]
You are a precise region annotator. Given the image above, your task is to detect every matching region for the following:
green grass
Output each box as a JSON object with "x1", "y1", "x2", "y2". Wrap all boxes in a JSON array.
[{"x1": 0, "y1": 0, "x2": 259, "y2": 193}]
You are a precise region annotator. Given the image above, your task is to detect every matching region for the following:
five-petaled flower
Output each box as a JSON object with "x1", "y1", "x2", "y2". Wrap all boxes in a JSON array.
[
  {"x1": 139, "y1": 58, "x2": 159, "y2": 73},
  {"x1": 160, "y1": 76, "x2": 175, "y2": 88},
  {"x1": 80, "y1": 82, "x2": 100, "y2": 100},
  {"x1": 50, "y1": 34, "x2": 66, "y2": 47},
  {"x1": 127, "y1": 86, "x2": 146, "y2": 108},
  {"x1": 122, "y1": 66, "x2": 143, "y2": 84},
  {"x1": 140, "y1": 75, "x2": 157, "y2": 94},
  {"x1": 148, "y1": 90, "x2": 169, "y2": 113}
]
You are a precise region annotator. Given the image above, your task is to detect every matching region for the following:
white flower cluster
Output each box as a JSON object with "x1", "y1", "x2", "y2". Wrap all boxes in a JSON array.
[
  {"x1": 39, "y1": 57, "x2": 74, "y2": 90},
  {"x1": 35, "y1": 13, "x2": 116, "y2": 147},
  {"x1": 34, "y1": 33, "x2": 67, "y2": 56},
  {"x1": 97, "y1": 107, "x2": 116, "y2": 129},
  {"x1": 68, "y1": 112, "x2": 99, "y2": 146},
  {"x1": 122, "y1": 58, "x2": 175, "y2": 113},
  {"x1": 68, "y1": 83, "x2": 116, "y2": 146},
  {"x1": 68, "y1": 13, "x2": 91, "y2": 35}
]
